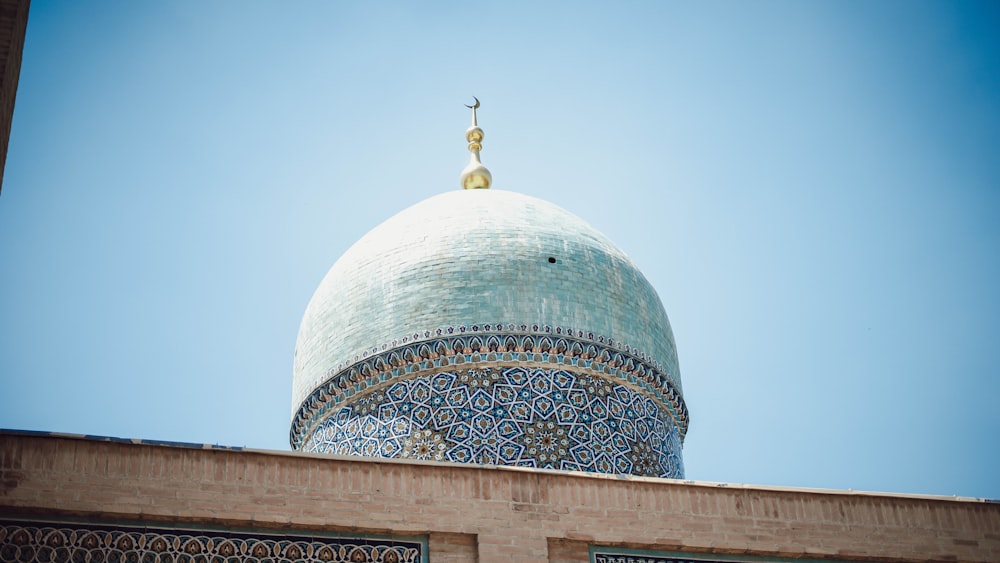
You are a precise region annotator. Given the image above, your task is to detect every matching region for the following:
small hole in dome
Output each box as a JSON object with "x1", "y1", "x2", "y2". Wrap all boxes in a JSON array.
[{"x1": 547, "y1": 257, "x2": 557, "y2": 264}]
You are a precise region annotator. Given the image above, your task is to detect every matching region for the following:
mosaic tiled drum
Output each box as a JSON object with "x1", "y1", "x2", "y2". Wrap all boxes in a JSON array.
[{"x1": 291, "y1": 189, "x2": 688, "y2": 478}]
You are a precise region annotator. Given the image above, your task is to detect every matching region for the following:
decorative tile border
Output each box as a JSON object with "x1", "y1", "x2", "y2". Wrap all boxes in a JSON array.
[
  {"x1": 0, "y1": 520, "x2": 424, "y2": 563},
  {"x1": 333, "y1": 324, "x2": 673, "y2": 375},
  {"x1": 291, "y1": 325, "x2": 688, "y2": 450},
  {"x1": 303, "y1": 366, "x2": 684, "y2": 478}
]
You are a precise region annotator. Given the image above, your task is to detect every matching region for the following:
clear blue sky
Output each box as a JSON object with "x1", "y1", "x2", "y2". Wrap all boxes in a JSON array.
[{"x1": 2, "y1": 1, "x2": 998, "y2": 499}]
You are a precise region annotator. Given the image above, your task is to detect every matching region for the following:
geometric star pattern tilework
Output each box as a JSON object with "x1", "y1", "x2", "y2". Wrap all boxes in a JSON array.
[
  {"x1": 291, "y1": 326, "x2": 688, "y2": 452},
  {"x1": 304, "y1": 366, "x2": 684, "y2": 478}
]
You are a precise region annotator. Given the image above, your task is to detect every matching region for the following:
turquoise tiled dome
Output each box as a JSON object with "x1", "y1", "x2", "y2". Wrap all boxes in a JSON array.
[{"x1": 291, "y1": 188, "x2": 687, "y2": 477}]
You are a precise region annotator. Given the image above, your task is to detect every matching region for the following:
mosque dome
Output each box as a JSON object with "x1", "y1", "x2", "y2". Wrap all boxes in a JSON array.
[{"x1": 290, "y1": 104, "x2": 688, "y2": 478}]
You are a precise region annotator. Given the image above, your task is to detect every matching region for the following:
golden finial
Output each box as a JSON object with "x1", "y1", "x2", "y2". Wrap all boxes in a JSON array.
[{"x1": 460, "y1": 97, "x2": 492, "y2": 189}]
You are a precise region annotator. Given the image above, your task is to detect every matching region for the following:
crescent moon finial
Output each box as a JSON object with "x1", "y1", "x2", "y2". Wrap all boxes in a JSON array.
[{"x1": 464, "y1": 96, "x2": 481, "y2": 127}]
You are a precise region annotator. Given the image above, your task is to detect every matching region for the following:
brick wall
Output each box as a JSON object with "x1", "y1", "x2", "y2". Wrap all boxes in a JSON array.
[
  {"x1": 1, "y1": 433, "x2": 998, "y2": 563},
  {"x1": 0, "y1": 0, "x2": 29, "y2": 193}
]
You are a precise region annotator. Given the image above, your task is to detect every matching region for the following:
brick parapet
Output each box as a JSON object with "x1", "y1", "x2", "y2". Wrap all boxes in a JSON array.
[{"x1": 1, "y1": 432, "x2": 998, "y2": 562}]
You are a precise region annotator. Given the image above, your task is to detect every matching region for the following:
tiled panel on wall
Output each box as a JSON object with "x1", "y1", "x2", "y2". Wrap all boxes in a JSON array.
[
  {"x1": 592, "y1": 548, "x2": 842, "y2": 563},
  {"x1": 0, "y1": 520, "x2": 425, "y2": 563}
]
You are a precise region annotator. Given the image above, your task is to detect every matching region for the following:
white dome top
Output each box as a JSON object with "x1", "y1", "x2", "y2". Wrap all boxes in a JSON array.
[{"x1": 291, "y1": 189, "x2": 681, "y2": 417}]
